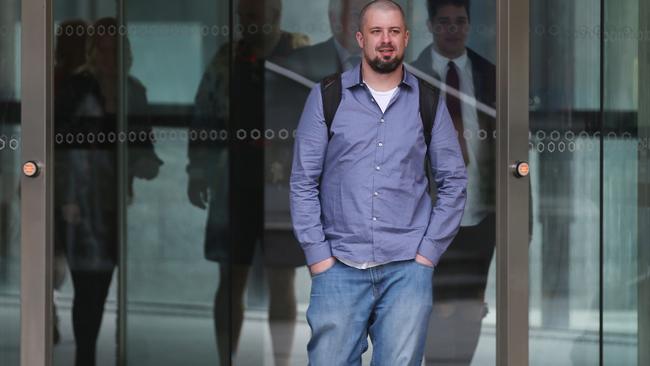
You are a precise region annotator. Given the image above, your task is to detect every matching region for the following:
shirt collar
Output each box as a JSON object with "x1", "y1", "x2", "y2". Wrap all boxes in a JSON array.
[
  {"x1": 431, "y1": 46, "x2": 468, "y2": 73},
  {"x1": 341, "y1": 63, "x2": 416, "y2": 90}
]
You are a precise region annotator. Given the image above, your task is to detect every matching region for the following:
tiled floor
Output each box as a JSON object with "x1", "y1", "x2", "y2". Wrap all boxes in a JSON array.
[{"x1": 1, "y1": 296, "x2": 639, "y2": 366}]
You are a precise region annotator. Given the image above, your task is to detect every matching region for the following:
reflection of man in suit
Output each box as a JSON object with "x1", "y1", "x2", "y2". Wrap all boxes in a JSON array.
[
  {"x1": 411, "y1": 1, "x2": 496, "y2": 364},
  {"x1": 274, "y1": 0, "x2": 373, "y2": 181},
  {"x1": 281, "y1": 0, "x2": 372, "y2": 80}
]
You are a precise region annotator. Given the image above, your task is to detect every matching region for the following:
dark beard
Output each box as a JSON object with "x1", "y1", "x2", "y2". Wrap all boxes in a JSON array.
[{"x1": 367, "y1": 54, "x2": 403, "y2": 74}]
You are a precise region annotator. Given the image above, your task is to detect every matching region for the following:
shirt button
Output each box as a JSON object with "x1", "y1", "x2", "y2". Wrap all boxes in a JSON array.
[
  {"x1": 375, "y1": 166, "x2": 381, "y2": 171},
  {"x1": 372, "y1": 217, "x2": 377, "y2": 221},
  {"x1": 371, "y1": 98, "x2": 375, "y2": 102},
  {"x1": 378, "y1": 142, "x2": 383, "y2": 147},
  {"x1": 374, "y1": 191, "x2": 379, "y2": 196},
  {"x1": 380, "y1": 118, "x2": 385, "y2": 123}
]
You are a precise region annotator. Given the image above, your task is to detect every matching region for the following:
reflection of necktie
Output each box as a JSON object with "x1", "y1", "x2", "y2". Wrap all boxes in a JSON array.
[
  {"x1": 445, "y1": 61, "x2": 469, "y2": 165},
  {"x1": 345, "y1": 55, "x2": 361, "y2": 71}
]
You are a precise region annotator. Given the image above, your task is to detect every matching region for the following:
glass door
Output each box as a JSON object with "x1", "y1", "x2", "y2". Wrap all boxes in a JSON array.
[
  {"x1": 0, "y1": 1, "x2": 21, "y2": 365},
  {"x1": 117, "y1": 0, "x2": 515, "y2": 364},
  {"x1": 19, "y1": 0, "x2": 531, "y2": 365},
  {"x1": 529, "y1": 0, "x2": 650, "y2": 364}
]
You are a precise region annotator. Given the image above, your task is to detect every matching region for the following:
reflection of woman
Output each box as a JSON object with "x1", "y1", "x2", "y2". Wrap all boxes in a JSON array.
[
  {"x1": 53, "y1": 18, "x2": 89, "y2": 345},
  {"x1": 54, "y1": 17, "x2": 161, "y2": 366}
]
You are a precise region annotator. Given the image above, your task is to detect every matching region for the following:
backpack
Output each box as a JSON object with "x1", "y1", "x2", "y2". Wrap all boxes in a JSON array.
[{"x1": 319, "y1": 73, "x2": 440, "y2": 148}]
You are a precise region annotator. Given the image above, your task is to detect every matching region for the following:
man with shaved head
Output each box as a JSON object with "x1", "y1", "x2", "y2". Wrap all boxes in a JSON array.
[{"x1": 290, "y1": 1, "x2": 467, "y2": 364}]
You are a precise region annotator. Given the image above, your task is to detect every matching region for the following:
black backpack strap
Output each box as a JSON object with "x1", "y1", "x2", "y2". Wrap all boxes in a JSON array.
[
  {"x1": 417, "y1": 77, "x2": 441, "y2": 195},
  {"x1": 417, "y1": 77, "x2": 440, "y2": 148},
  {"x1": 320, "y1": 74, "x2": 438, "y2": 145},
  {"x1": 320, "y1": 73, "x2": 342, "y2": 139}
]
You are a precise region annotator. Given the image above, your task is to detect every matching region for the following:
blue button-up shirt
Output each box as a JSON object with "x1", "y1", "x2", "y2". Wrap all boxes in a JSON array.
[{"x1": 290, "y1": 64, "x2": 467, "y2": 266}]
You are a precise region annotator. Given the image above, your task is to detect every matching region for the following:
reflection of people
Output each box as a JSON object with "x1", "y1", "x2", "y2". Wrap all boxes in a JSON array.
[
  {"x1": 290, "y1": 1, "x2": 467, "y2": 364},
  {"x1": 282, "y1": 0, "x2": 371, "y2": 80},
  {"x1": 53, "y1": 19, "x2": 89, "y2": 345},
  {"x1": 55, "y1": 20, "x2": 88, "y2": 90},
  {"x1": 268, "y1": 0, "x2": 372, "y2": 209},
  {"x1": 411, "y1": 1, "x2": 497, "y2": 364},
  {"x1": 186, "y1": 0, "x2": 309, "y2": 364},
  {"x1": 55, "y1": 17, "x2": 161, "y2": 366}
]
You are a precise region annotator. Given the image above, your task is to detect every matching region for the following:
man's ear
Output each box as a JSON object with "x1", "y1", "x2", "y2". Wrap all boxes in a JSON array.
[
  {"x1": 356, "y1": 31, "x2": 364, "y2": 49},
  {"x1": 405, "y1": 29, "x2": 410, "y2": 48}
]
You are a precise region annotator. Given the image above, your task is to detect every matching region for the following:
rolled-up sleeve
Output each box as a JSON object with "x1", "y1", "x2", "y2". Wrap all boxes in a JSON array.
[
  {"x1": 418, "y1": 99, "x2": 468, "y2": 265},
  {"x1": 290, "y1": 85, "x2": 332, "y2": 265}
]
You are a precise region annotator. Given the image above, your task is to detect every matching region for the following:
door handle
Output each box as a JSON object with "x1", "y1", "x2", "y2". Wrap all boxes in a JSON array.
[
  {"x1": 511, "y1": 161, "x2": 529, "y2": 178},
  {"x1": 22, "y1": 161, "x2": 42, "y2": 178}
]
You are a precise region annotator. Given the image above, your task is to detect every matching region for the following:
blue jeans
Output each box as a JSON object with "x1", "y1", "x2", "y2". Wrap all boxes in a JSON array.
[{"x1": 306, "y1": 259, "x2": 434, "y2": 365}]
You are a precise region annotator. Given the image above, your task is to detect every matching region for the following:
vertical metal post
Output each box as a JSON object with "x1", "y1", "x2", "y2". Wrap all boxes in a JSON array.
[
  {"x1": 496, "y1": 0, "x2": 530, "y2": 365},
  {"x1": 117, "y1": 0, "x2": 128, "y2": 364},
  {"x1": 637, "y1": 1, "x2": 650, "y2": 364},
  {"x1": 20, "y1": 0, "x2": 53, "y2": 365}
]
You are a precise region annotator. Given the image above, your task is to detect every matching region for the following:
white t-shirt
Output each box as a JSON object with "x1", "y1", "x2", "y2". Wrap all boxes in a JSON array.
[{"x1": 365, "y1": 83, "x2": 398, "y2": 113}]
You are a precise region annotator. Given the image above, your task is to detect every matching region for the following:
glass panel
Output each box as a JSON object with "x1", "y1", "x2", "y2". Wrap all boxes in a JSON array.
[
  {"x1": 51, "y1": 0, "x2": 498, "y2": 365},
  {"x1": 131, "y1": 0, "x2": 498, "y2": 364},
  {"x1": 123, "y1": 0, "x2": 227, "y2": 365},
  {"x1": 51, "y1": 0, "x2": 231, "y2": 365},
  {"x1": 530, "y1": 0, "x2": 650, "y2": 364},
  {"x1": 602, "y1": 0, "x2": 648, "y2": 364},
  {"x1": 635, "y1": 2, "x2": 650, "y2": 364},
  {"x1": 407, "y1": 1, "x2": 497, "y2": 365},
  {"x1": 50, "y1": 0, "x2": 230, "y2": 364},
  {"x1": 52, "y1": 3, "x2": 125, "y2": 366},
  {"x1": 0, "y1": 1, "x2": 21, "y2": 365},
  {"x1": 529, "y1": 0, "x2": 602, "y2": 364},
  {"x1": 265, "y1": 0, "x2": 496, "y2": 365}
]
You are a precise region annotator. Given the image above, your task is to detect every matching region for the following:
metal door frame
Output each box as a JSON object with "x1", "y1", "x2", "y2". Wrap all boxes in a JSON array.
[
  {"x1": 496, "y1": 0, "x2": 530, "y2": 365},
  {"x1": 20, "y1": 0, "x2": 53, "y2": 365}
]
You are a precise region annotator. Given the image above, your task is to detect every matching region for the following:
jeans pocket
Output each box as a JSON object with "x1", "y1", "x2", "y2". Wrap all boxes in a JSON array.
[
  {"x1": 413, "y1": 259, "x2": 435, "y2": 271},
  {"x1": 310, "y1": 260, "x2": 337, "y2": 278}
]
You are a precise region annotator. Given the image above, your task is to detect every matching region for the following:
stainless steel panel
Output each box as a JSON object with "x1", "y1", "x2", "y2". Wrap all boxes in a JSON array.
[
  {"x1": 496, "y1": 0, "x2": 530, "y2": 364},
  {"x1": 20, "y1": 0, "x2": 53, "y2": 365}
]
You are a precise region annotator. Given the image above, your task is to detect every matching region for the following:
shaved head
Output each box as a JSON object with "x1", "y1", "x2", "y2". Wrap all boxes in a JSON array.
[
  {"x1": 356, "y1": 0, "x2": 409, "y2": 74},
  {"x1": 359, "y1": 0, "x2": 407, "y2": 31}
]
